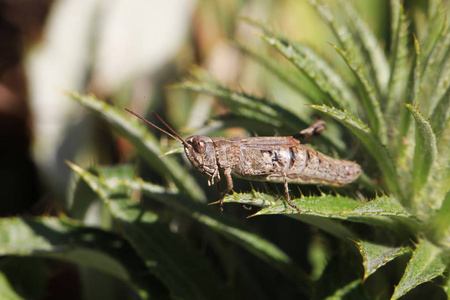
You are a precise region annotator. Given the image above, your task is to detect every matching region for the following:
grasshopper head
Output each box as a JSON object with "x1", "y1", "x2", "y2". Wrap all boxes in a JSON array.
[{"x1": 184, "y1": 136, "x2": 218, "y2": 177}]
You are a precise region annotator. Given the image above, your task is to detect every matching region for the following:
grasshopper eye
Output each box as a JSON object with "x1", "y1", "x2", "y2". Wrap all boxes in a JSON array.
[{"x1": 192, "y1": 138, "x2": 206, "y2": 154}]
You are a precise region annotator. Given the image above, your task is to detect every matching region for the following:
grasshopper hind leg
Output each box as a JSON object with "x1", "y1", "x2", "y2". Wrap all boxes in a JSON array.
[
  {"x1": 265, "y1": 179, "x2": 300, "y2": 213},
  {"x1": 283, "y1": 174, "x2": 301, "y2": 214}
]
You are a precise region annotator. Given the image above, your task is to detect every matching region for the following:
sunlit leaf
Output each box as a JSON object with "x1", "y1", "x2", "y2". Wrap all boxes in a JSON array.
[
  {"x1": 223, "y1": 191, "x2": 356, "y2": 240},
  {"x1": 242, "y1": 17, "x2": 359, "y2": 112},
  {"x1": 386, "y1": 0, "x2": 410, "y2": 116},
  {"x1": 0, "y1": 217, "x2": 149, "y2": 298},
  {"x1": 420, "y1": 26, "x2": 450, "y2": 115},
  {"x1": 325, "y1": 279, "x2": 367, "y2": 300},
  {"x1": 175, "y1": 70, "x2": 309, "y2": 132},
  {"x1": 261, "y1": 35, "x2": 359, "y2": 111},
  {"x1": 0, "y1": 271, "x2": 24, "y2": 300},
  {"x1": 391, "y1": 239, "x2": 446, "y2": 300},
  {"x1": 430, "y1": 84, "x2": 450, "y2": 140},
  {"x1": 67, "y1": 92, "x2": 205, "y2": 202},
  {"x1": 254, "y1": 195, "x2": 417, "y2": 232},
  {"x1": 395, "y1": 38, "x2": 421, "y2": 160},
  {"x1": 356, "y1": 240, "x2": 410, "y2": 280},
  {"x1": 429, "y1": 191, "x2": 450, "y2": 245},
  {"x1": 176, "y1": 70, "x2": 347, "y2": 154},
  {"x1": 100, "y1": 176, "x2": 312, "y2": 295},
  {"x1": 69, "y1": 163, "x2": 229, "y2": 300},
  {"x1": 339, "y1": 0, "x2": 390, "y2": 96},
  {"x1": 405, "y1": 104, "x2": 437, "y2": 207},
  {"x1": 331, "y1": 44, "x2": 387, "y2": 143},
  {"x1": 420, "y1": 6, "x2": 447, "y2": 73},
  {"x1": 238, "y1": 42, "x2": 323, "y2": 103}
]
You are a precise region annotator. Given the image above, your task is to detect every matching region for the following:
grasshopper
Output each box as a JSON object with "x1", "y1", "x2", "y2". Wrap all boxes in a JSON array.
[{"x1": 126, "y1": 109, "x2": 361, "y2": 212}]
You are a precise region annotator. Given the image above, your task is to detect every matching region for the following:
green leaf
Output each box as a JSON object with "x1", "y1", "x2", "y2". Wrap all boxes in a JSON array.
[
  {"x1": 196, "y1": 113, "x2": 290, "y2": 137},
  {"x1": 195, "y1": 113, "x2": 339, "y2": 154},
  {"x1": 238, "y1": 42, "x2": 323, "y2": 103},
  {"x1": 395, "y1": 37, "x2": 421, "y2": 160},
  {"x1": 254, "y1": 195, "x2": 417, "y2": 231},
  {"x1": 0, "y1": 258, "x2": 49, "y2": 300},
  {"x1": 66, "y1": 92, "x2": 206, "y2": 202},
  {"x1": 307, "y1": 0, "x2": 388, "y2": 109},
  {"x1": 420, "y1": 7, "x2": 447, "y2": 74},
  {"x1": 331, "y1": 44, "x2": 387, "y2": 144},
  {"x1": 323, "y1": 279, "x2": 366, "y2": 300},
  {"x1": 386, "y1": 0, "x2": 410, "y2": 117},
  {"x1": 69, "y1": 164, "x2": 106, "y2": 223},
  {"x1": 420, "y1": 25, "x2": 450, "y2": 115},
  {"x1": 0, "y1": 272, "x2": 23, "y2": 300},
  {"x1": 309, "y1": 105, "x2": 403, "y2": 202},
  {"x1": 0, "y1": 217, "x2": 149, "y2": 298},
  {"x1": 429, "y1": 125, "x2": 450, "y2": 207},
  {"x1": 70, "y1": 164, "x2": 135, "y2": 225},
  {"x1": 223, "y1": 191, "x2": 356, "y2": 240},
  {"x1": 176, "y1": 70, "x2": 348, "y2": 154},
  {"x1": 430, "y1": 83, "x2": 450, "y2": 139},
  {"x1": 356, "y1": 240, "x2": 410, "y2": 280},
  {"x1": 100, "y1": 177, "x2": 312, "y2": 295},
  {"x1": 339, "y1": 0, "x2": 390, "y2": 95},
  {"x1": 446, "y1": 276, "x2": 450, "y2": 299},
  {"x1": 242, "y1": 17, "x2": 359, "y2": 112},
  {"x1": 308, "y1": 237, "x2": 328, "y2": 280},
  {"x1": 391, "y1": 239, "x2": 446, "y2": 300},
  {"x1": 405, "y1": 104, "x2": 437, "y2": 206},
  {"x1": 224, "y1": 192, "x2": 419, "y2": 236},
  {"x1": 430, "y1": 191, "x2": 450, "y2": 245},
  {"x1": 176, "y1": 70, "x2": 310, "y2": 132},
  {"x1": 406, "y1": 38, "x2": 422, "y2": 106},
  {"x1": 315, "y1": 251, "x2": 370, "y2": 300},
  {"x1": 69, "y1": 163, "x2": 229, "y2": 300},
  {"x1": 261, "y1": 35, "x2": 359, "y2": 111},
  {"x1": 307, "y1": 0, "x2": 357, "y2": 58}
]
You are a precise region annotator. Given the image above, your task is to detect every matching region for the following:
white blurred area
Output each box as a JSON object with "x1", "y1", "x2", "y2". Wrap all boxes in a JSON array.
[{"x1": 27, "y1": 0, "x2": 195, "y2": 174}]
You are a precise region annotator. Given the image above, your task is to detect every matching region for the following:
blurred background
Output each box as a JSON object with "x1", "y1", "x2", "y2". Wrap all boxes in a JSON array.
[{"x1": 0, "y1": 0, "x2": 447, "y2": 298}]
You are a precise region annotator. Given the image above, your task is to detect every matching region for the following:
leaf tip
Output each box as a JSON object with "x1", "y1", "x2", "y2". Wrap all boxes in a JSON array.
[
  {"x1": 65, "y1": 160, "x2": 74, "y2": 168},
  {"x1": 66, "y1": 161, "x2": 84, "y2": 176},
  {"x1": 60, "y1": 88, "x2": 71, "y2": 95},
  {"x1": 208, "y1": 200, "x2": 221, "y2": 206},
  {"x1": 247, "y1": 211, "x2": 260, "y2": 219}
]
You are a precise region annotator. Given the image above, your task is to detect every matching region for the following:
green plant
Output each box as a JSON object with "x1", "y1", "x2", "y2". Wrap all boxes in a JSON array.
[{"x1": 1, "y1": 0, "x2": 449, "y2": 299}]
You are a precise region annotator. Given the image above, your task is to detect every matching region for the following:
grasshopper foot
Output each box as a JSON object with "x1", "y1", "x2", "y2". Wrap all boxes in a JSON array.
[
  {"x1": 285, "y1": 197, "x2": 301, "y2": 214},
  {"x1": 284, "y1": 176, "x2": 301, "y2": 214}
]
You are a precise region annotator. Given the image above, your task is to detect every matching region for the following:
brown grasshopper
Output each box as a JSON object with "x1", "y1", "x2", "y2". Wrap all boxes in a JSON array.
[{"x1": 125, "y1": 109, "x2": 361, "y2": 212}]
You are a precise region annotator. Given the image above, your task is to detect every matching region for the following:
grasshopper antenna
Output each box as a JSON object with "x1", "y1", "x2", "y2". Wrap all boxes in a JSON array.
[{"x1": 125, "y1": 108, "x2": 189, "y2": 148}]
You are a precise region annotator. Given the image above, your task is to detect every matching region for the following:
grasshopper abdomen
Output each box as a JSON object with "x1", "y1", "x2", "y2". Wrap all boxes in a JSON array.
[{"x1": 228, "y1": 138, "x2": 360, "y2": 187}]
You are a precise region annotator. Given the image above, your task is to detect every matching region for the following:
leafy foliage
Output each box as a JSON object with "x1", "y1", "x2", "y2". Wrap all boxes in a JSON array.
[{"x1": 176, "y1": 0, "x2": 450, "y2": 298}]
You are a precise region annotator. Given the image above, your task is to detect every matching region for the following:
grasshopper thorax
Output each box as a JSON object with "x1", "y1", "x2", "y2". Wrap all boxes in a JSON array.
[{"x1": 184, "y1": 136, "x2": 218, "y2": 177}]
